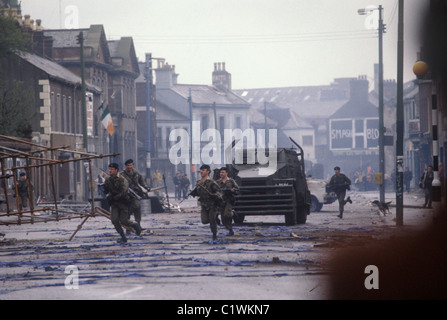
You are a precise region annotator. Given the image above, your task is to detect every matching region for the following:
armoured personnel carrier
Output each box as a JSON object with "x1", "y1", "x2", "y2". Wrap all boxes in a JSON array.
[{"x1": 219, "y1": 138, "x2": 311, "y2": 225}]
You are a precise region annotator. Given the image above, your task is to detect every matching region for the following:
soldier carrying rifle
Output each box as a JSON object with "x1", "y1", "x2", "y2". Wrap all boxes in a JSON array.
[
  {"x1": 120, "y1": 159, "x2": 151, "y2": 231},
  {"x1": 216, "y1": 167, "x2": 239, "y2": 236},
  {"x1": 327, "y1": 166, "x2": 352, "y2": 219},
  {"x1": 103, "y1": 163, "x2": 142, "y2": 243},
  {"x1": 189, "y1": 164, "x2": 223, "y2": 242}
]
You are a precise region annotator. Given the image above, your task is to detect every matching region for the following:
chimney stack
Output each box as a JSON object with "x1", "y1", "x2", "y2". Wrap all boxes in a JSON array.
[
  {"x1": 349, "y1": 76, "x2": 369, "y2": 102},
  {"x1": 212, "y1": 61, "x2": 232, "y2": 91},
  {"x1": 154, "y1": 62, "x2": 178, "y2": 89}
]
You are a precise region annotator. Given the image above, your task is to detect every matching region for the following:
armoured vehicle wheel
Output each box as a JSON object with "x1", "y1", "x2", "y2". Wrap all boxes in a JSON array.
[
  {"x1": 233, "y1": 213, "x2": 245, "y2": 224},
  {"x1": 310, "y1": 195, "x2": 322, "y2": 212}
]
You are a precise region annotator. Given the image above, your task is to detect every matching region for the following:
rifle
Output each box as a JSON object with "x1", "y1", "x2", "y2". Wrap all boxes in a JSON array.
[
  {"x1": 162, "y1": 174, "x2": 171, "y2": 213},
  {"x1": 220, "y1": 187, "x2": 240, "y2": 193},
  {"x1": 127, "y1": 187, "x2": 142, "y2": 200},
  {"x1": 194, "y1": 181, "x2": 224, "y2": 206},
  {"x1": 326, "y1": 182, "x2": 351, "y2": 192},
  {"x1": 101, "y1": 169, "x2": 143, "y2": 202}
]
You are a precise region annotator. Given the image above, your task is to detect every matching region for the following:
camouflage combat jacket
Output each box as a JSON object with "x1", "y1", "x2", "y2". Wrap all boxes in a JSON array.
[
  {"x1": 328, "y1": 173, "x2": 351, "y2": 194},
  {"x1": 216, "y1": 178, "x2": 239, "y2": 204},
  {"x1": 103, "y1": 174, "x2": 130, "y2": 203},
  {"x1": 120, "y1": 169, "x2": 148, "y2": 197},
  {"x1": 194, "y1": 178, "x2": 222, "y2": 207},
  {"x1": 17, "y1": 179, "x2": 30, "y2": 197}
]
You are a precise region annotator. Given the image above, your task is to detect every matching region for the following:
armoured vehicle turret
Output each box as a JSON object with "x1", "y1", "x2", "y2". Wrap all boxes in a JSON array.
[{"x1": 216, "y1": 138, "x2": 311, "y2": 225}]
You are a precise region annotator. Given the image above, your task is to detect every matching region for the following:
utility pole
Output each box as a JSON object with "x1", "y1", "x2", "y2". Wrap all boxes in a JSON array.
[
  {"x1": 395, "y1": 0, "x2": 404, "y2": 226},
  {"x1": 358, "y1": 5, "x2": 386, "y2": 203},
  {"x1": 77, "y1": 31, "x2": 88, "y2": 201},
  {"x1": 189, "y1": 89, "x2": 194, "y2": 188},
  {"x1": 77, "y1": 31, "x2": 88, "y2": 151},
  {"x1": 145, "y1": 53, "x2": 152, "y2": 187},
  {"x1": 378, "y1": 5, "x2": 385, "y2": 203}
]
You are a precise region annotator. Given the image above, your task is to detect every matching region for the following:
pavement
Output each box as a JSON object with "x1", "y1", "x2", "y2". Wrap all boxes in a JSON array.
[{"x1": 0, "y1": 189, "x2": 440, "y2": 300}]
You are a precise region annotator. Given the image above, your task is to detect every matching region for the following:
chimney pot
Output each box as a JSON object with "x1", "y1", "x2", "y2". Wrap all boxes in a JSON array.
[
  {"x1": 36, "y1": 19, "x2": 42, "y2": 31},
  {"x1": 24, "y1": 14, "x2": 31, "y2": 27}
]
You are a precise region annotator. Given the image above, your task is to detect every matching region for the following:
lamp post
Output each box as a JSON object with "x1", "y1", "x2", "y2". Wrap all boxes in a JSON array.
[
  {"x1": 144, "y1": 55, "x2": 165, "y2": 187},
  {"x1": 413, "y1": 60, "x2": 442, "y2": 204},
  {"x1": 396, "y1": 0, "x2": 404, "y2": 226},
  {"x1": 358, "y1": 5, "x2": 385, "y2": 203},
  {"x1": 145, "y1": 53, "x2": 152, "y2": 187}
]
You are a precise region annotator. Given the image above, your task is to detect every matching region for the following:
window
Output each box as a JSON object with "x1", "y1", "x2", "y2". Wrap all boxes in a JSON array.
[
  {"x1": 302, "y1": 135, "x2": 313, "y2": 146},
  {"x1": 158, "y1": 127, "x2": 163, "y2": 149},
  {"x1": 50, "y1": 92, "x2": 56, "y2": 130},
  {"x1": 166, "y1": 127, "x2": 171, "y2": 150},
  {"x1": 62, "y1": 95, "x2": 67, "y2": 132},
  {"x1": 68, "y1": 96, "x2": 73, "y2": 133},
  {"x1": 235, "y1": 116, "x2": 241, "y2": 129},
  {"x1": 56, "y1": 94, "x2": 61, "y2": 132},
  {"x1": 219, "y1": 116, "x2": 225, "y2": 137},
  {"x1": 201, "y1": 114, "x2": 209, "y2": 132}
]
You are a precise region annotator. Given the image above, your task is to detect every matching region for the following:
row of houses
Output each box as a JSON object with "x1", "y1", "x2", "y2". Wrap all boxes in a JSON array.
[
  {"x1": 0, "y1": 7, "x2": 253, "y2": 199},
  {"x1": 2, "y1": 3, "x2": 444, "y2": 202}
]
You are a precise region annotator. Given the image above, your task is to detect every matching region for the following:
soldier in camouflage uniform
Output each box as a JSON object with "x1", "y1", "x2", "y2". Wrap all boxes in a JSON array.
[
  {"x1": 190, "y1": 164, "x2": 223, "y2": 241},
  {"x1": 103, "y1": 163, "x2": 142, "y2": 243},
  {"x1": 216, "y1": 167, "x2": 239, "y2": 236},
  {"x1": 120, "y1": 159, "x2": 150, "y2": 229},
  {"x1": 16, "y1": 172, "x2": 33, "y2": 211},
  {"x1": 328, "y1": 166, "x2": 352, "y2": 219}
]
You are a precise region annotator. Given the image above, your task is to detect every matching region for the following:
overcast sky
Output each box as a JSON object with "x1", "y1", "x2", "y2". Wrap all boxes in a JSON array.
[{"x1": 21, "y1": 0, "x2": 427, "y2": 89}]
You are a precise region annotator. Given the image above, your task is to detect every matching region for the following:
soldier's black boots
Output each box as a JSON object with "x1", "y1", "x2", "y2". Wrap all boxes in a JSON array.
[
  {"x1": 212, "y1": 233, "x2": 217, "y2": 241},
  {"x1": 346, "y1": 196, "x2": 352, "y2": 204},
  {"x1": 117, "y1": 234, "x2": 127, "y2": 243},
  {"x1": 133, "y1": 222, "x2": 142, "y2": 236}
]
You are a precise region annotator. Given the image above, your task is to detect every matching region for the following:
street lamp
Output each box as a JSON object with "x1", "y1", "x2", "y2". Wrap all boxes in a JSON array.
[
  {"x1": 144, "y1": 54, "x2": 165, "y2": 188},
  {"x1": 413, "y1": 60, "x2": 442, "y2": 203},
  {"x1": 358, "y1": 5, "x2": 386, "y2": 203}
]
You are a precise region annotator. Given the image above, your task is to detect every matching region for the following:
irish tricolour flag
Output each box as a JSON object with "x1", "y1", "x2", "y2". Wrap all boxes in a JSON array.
[{"x1": 101, "y1": 105, "x2": 114, "y2": 136}]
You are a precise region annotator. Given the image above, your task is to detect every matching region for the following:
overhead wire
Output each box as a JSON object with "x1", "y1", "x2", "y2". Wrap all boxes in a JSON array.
[{"x1": 110, "y1": 29, "x2": 378, "y2": 45}]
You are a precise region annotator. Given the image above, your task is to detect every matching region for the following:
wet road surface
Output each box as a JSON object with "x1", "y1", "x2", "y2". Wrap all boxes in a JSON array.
[{"x1": 0, "y1": 190, "x2": 436, "y2": 299}]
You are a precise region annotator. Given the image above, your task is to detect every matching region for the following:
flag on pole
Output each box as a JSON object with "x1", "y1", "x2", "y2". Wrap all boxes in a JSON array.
[{"x1": 101, "y1": 105, "x2": 114, "y2": 136}]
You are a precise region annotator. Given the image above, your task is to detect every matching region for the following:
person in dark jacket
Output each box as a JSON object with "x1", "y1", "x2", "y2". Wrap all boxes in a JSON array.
[
  {"x1": 190, "y1": 164, "x2": 223, "y2": 242},
  {"x1": 328, "y1": 166, "x2": 352, "y2": 219},
  {"x1": 420, "y1": 165, "x2": 434, "y2": 208},
  {"x1": 103, "y1": 163, "x2": 142, "y2": 243},
  {"x1": 403, "y1": 167, "x2": 413, "y2": 193},
  {"x1": 16, "y1": 172, "x2": 33, "y2": 211},
  {"x1": 120, "y1": 159, "x2": 150, "y2": 230}
]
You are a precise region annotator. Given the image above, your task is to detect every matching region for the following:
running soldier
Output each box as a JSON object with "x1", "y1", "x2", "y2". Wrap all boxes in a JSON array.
[
  {"x1": 103, "y1": 163, "x2": 142, "y2": 243},
  {"x1": 190, "y1": 164, "x2": 223, "y2": 242},
  {"x1": 16, "y1": 172, "x2": 33, "y2": 211},
  {"x1": 216, "y1": 167, "x2": 239, "y2": 236},
  {"x1": 120, "y1": 159, "x2": 150, "y2": 230},
  {"x1": 327, "y1": 166, "x2": 352, "y2": 219}
]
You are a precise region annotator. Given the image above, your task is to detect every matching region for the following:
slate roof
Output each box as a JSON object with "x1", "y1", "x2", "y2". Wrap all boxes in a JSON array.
[
  {"x1": 171, "y1": 84, "x2": 251, "y2": 107},
  {"x1": 44, "y1": 25, "x2": 111, "y2": 63},
  {"x1": 233, "y1": 82, "x2": 351, "y2": 121},
  {"x1": 156, "y1": 100, "x2": 189, "y2": 122},
  {"x1": 108, "y1": 37, "x2": 140, "y2": 75},
  {"x1": 16, "y1": 51, "x2": 101, "y2": 92},
  {"x1": 330, "y1": 99, "x2": 378, "y2": 119},
  {"x1": 43, "y1": 29, "x2": 89, "y2": 48}
]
